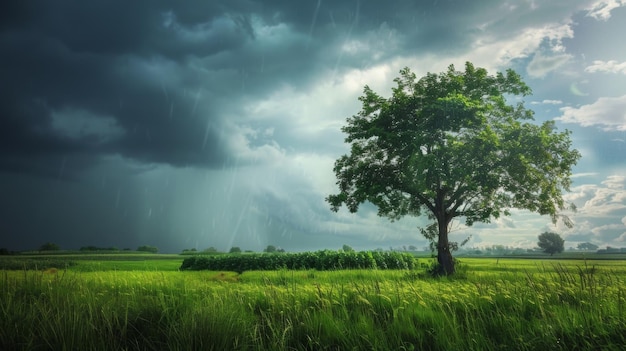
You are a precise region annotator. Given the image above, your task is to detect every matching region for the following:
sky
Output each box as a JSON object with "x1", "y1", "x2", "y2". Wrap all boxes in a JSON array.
[{"x1": 1, "y1": 0, "x2": 625, "y2": 253}]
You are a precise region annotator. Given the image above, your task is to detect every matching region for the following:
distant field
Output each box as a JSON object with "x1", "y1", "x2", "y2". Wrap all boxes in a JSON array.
[
  {"x1": 1, "y1": 254, "x2": 625, "y2": 350},
  {"x1": 0, "y1": 253, "x2": 183, "y2": 271}
]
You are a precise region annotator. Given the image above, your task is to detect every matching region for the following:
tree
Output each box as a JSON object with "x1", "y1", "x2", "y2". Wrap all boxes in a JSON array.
[
  {"x1": 137, "y1": 245, "x2": 158, "y2": 253},
  {"x1": 342, "y1": 244, "x2": 354, "y2": 252},
  {"x1": 537, "y1": 232, "x2": 565, "y2": 255},
  {"x1": 264, "y1": 245, "x2": 277, "y2": 253},
  {"x1": 577, "y1": 242, "x2": 598, "y2": 251},
  {"x1": 327, "y1": 62, "x2": 580, "y2": 275},
  {"x1": 229, "y1": 247, "x2": 242, "y2": 254},
  {"x1": 39, "y1": 242, "x2": 60, "y2": 251}
]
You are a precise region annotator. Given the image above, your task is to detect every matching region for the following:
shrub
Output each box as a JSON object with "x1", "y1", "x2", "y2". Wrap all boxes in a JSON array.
[
  {"x1": 39, "y1": 242, "x2": 60, "y2": 251},
  {"x1": 180, "y1": 250, "x2": 418, "y2": 272},
  {"x1": 137, "y1": 245, "x2": 158, "y2": 253}
]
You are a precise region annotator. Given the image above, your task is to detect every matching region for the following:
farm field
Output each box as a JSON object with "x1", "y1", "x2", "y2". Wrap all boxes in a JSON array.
[{"x1": 1, "y1": 254, "x2": 625, "y2": 350}]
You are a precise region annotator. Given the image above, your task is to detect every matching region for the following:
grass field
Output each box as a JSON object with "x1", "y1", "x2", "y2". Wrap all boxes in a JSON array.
[{"x1": 1, "y1": 254, "x2": 625, "y2": 350}]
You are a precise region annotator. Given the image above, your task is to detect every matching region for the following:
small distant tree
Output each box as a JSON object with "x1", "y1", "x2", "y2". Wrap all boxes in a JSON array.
[
  {"x1": 537, "y1": 232, "x2": 564, "y2": 256},
  {"x1": 39, "y1": 242, "x2": 60, "y2": 251},
  {"x1": 203, "y1": 247, "x2": 218, "y2": 253},
  {"x1": 342, "y1": 244, "x2": 354, "y2": 252},
  {"x1": 264, "y1": 245, "x2": 277, "y2": 253},
  {"x1": 408, "y1": 245, "x2": 418, "y2": 251},
  {"x1": 137, "y1": 245, "x2": 158, "y2": 253},
  {"x1": 577, "y1": 242, "x2": 598, "y2": 251},
  {"x1": 229, "y1": 247, "x2": 242, "y2": 254}
]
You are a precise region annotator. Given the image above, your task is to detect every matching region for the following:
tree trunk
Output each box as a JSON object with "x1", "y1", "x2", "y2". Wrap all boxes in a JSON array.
[{"x1": 436, "y1": 215, "x2": 455, "y2": 275}]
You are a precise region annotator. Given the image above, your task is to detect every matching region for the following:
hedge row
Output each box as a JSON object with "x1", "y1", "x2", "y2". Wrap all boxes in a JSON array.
[
  {"x1": 0, "y1": 258, "x2": 77, "y2": 271},
  {"x1": 179, "y1": 250, "x2": 417, "y2": 272}
]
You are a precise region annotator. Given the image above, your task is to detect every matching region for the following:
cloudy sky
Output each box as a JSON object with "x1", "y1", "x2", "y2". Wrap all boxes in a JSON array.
[{"x1": 1, "y1": 0, "x2": 625, "y2": 253}]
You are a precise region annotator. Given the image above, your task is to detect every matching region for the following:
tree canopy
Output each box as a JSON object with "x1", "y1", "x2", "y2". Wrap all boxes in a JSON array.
[
  {"x1": 327, "y1": 62, "x2": 580, "y2": 275},
  {"x1": 537, "y1": 232, "x2": 565, "y2": 255},
  {"x1": 577, "y1": 242, "x2": 598, "y2": 251},
  {"x1": 39, "y1": 242, "x2": 60, "y2": 251}
]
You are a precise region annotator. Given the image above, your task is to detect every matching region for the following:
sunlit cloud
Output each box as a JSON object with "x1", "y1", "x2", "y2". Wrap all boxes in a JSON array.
[
  {"x1": 586, "y1": 0, "x2": 626, "y2": 21},
  {"x1": 570, "y1": 172, "x2": 599, "y2": 178},
  {"x1": 557, "y1": 95, "x2": 626, "y2": 131},
  {"x1": 531, "y1": 99, "x2": 563, "y2": 105},
  {"x1": 468, "y1": 21, "x2": 574, "y2": 71},
  {"x1": 559, "y1": 175, "x2": 626, "y2": 245},
  {"x1": 585, "y1": 60, "x2": 626, "y2": 74}
]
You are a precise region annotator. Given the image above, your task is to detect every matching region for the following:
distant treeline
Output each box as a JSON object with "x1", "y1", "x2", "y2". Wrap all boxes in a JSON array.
[
  {"x1": 80, "y1": 246, "x2": 124, "y2": 252},
  {"x1": 597, "y1": 247, "x2": 626, "y2": 254},
  {"x1": 0, "y1": 248, "x2": 19, "y2": 255},
  {"x1": 79, "y1": 245, "x2": 159, "y2": 253}
]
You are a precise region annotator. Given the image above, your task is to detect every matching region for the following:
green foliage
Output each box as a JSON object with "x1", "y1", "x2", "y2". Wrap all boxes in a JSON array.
[
  {"x1": 39, "y1": 242, "x2": 60, "y2": 251},
  {"x1": 263, "y1": 245, "x2": 277, "y2": 253},
  {"x1": 229, "y1": 247, "x2": 242, "y2": 254},
  {"x1": 537, "y1": 232, "x2": 565, "y2": 256},
  {"x1": 577, "y1": 242, "x2": 599, "y2": 251},
  {"x1": 0, "y1": 248, "x2": 17, "y2": 255},
  {"x1": 327, "y1": 62, "x2": 580, "y2": 275},
  {"x1": 342, "y1": 244, "x2": 354, "y2": 252},
  {"x1": 136, "y1": 245, "x2": 158, "y2": 253},
  {"x1": 79, "y1": 246, "x2": 119, "y2": 252},
  {"x1": 180, "y1": 250, "x2": 417, "y2": 272}
]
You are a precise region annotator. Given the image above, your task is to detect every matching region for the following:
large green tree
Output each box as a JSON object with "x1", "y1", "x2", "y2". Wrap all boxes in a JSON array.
[{"x1": 327, "y1": 62, "x2": 580, "y2": 275}]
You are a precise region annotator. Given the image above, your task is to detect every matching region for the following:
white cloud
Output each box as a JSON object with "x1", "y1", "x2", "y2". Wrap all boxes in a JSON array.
[
  {"x1": 571, "y1": 172, "x2": 599, "y2": 178},
  {"x1": 559, "y1": 175, "x2": 626, "y2": 245},
  {"x1": 585, "y1": 60, "x2": 626, "y2": 74},
  {"x1": 527, "y1": 52, "x2": 572, "y2": 78},
  {"x1": 557, "y1": 95, "x2": 626, "y2": 131},
  {"x1": 531, "y1": 99, "x2": 563, "y2": 105},
  {"x1": 469, "y1": 21, "x2": 574, "y2": 70},
  {"x1": 226, "y1": 123, "x2": 286, "y2": 165},
  {"x1": 586, "y1": 0, "x2": 626, "y2": 20},
  {"x1": 602, "y1": 174, "x2": 626, "y2": 189}
]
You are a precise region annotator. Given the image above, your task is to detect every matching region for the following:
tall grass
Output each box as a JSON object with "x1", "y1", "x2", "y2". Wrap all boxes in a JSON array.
[{"x1": 0, "y1": 259, "x2": 624, "y2": 350}]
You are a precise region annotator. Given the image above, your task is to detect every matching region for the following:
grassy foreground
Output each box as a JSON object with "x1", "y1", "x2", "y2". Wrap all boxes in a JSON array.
[{"x1": 1, "y1": 256, "x2": 625, "y2": 350}]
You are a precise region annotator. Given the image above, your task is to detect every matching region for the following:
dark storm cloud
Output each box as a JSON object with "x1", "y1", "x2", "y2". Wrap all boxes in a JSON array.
[
  {"x1": 1, "y1": 0, "x2": 498, "y2": 178},
  {"x1": 0, "y1": 1, "x2": 263, "y2": 176}
]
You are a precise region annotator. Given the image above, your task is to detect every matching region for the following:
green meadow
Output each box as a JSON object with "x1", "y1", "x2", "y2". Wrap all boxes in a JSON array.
[{"x1": 1, "y1": 254, "x2": 625, "y2": 350}]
